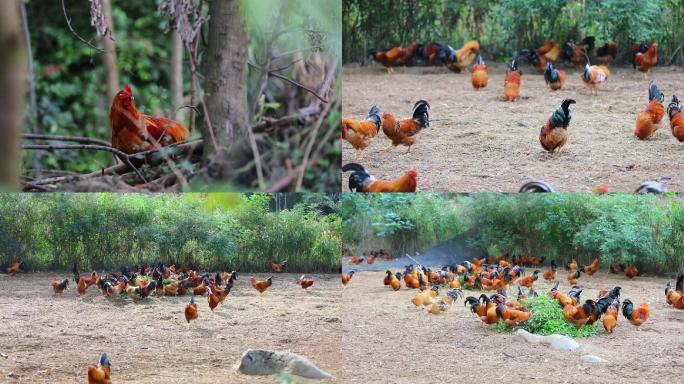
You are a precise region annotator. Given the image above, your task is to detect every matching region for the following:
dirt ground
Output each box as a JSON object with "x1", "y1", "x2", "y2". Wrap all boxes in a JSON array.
[
  {"x1": 342, "y1": 64, "x2": 684, "y2": 192},
  {"x1": 341, "y1": 267, "x2": 684, "y2": 383},
  {"x1": 0, "y1": 273, "x2": 340, "y2": 383}
]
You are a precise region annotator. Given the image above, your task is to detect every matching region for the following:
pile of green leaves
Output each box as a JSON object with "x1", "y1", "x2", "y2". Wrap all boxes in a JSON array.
[{"x1": 495, "y1": 294, "x2": 600, "y2": 338}]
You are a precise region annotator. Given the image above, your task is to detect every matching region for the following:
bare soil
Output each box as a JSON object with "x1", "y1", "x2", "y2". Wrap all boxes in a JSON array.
[
  {"x1": 0, "y1": 273, "x2": 341, "y2": 383},
  {"x1": 341, "y1": 269, "x2": 684, "y2": 383},
  {"x1": 342, "y1": 64, "x2": 684, "y2": 192}
]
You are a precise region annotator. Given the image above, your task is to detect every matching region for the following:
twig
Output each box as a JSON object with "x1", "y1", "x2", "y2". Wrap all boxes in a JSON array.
[
  {"x1": 61, "y1": 0, "x2": 105, "y2": 53},
  {"x1": 22, "y1": 144, "x2": 146, "y2": 182},
  {"x1": 23, "y1": 134, "x2": 112, "y2": 147},
  {"x1": 251, "y1": 115, "x2": 302, "y2": 134}
]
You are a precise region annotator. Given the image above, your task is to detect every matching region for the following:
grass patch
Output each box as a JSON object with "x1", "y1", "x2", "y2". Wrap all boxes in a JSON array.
[{"x1": 495, "y1": 294, "x2": 600, "y2": 338}]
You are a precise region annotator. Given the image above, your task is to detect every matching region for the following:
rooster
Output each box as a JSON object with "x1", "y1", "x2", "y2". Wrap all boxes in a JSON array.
[
  {"x1": 342, "y1": 271, "x2": 354, "y2": 286},
  {"x1": 543, "y1": 62, "x2": 565, "y2": 91},
  {"x1": 624, "y1": 265, "x2": 639, "y2": 279},
  {"x1": 667, "y1": 95, "x2": 684, "y2": 142},
  {"x1": 536, "y1": 38, "x2": 561, "y2": 62},
  {"x1": 342, "y1": 163, "x2": 417, "y2": 192},
  {"x1": 297, "y1": 275, "x2": 315, "y2": 290},
  {"x1": 665, "y1": 273, "x2": 684, "y2": 309},
  {"x1": 381, "y1": 100, "x2": 430, "y2": 152},
  {"x1": 110, "y1": 85, "x2": 190, "y2": 155},
  {"x1": 602, "y1": 298, "x2": 619, "y2": 333},
  {"x1": 250, "y1": 276, "x2": 273, "y2": 294},
  {"x1": 341, "y1": 105, "x2": 382, "y2": 160},
  {"x1": 445, "y1": 40, "x2": 480, "y2": 73},
  {"x1": 622, "y1": 299, "x2": 649, "y2": 330},
  {"x1": 633, "y1": 43, "x2": 657, "y2": 76},
  {"x1": 417, "y1": 42, "x2": 455, "y2": 66},
  {"x1": 185, "y1": 296, "x2": 198, "y2": 323},
  {"x1": 539, "y1": 99, "x2": 576, "y2": 153},
  {"x1": 596, "y1": 42, "x2": 618, "y2": 65},
  {"x1": 562, "y1": 36, "x2": 595, "y2": 68},
  {"x1": 471, "y1": 55, "x2": 488, "y2": 90},
  {"x1": 86, "y1": 352, "x2": 111, "y2": 384},
  {"x1": 2, "y1": 260, "x2": 26, "y2": 276},
  {"x1": 503, "y1": 59, "x2": 522, "y2": 102},
  {"x1": 581, "y1": 63, "x2": 609, "y2": 95},
  {"x1": 52, "y1": 278, "x2": 69, "y2": 294},
  {"x1": 542, "y1": 261, "x2": 557, "y2": 281},
  {"x1": 634, "y1": 82, "x2": 665, "y2": 140}
]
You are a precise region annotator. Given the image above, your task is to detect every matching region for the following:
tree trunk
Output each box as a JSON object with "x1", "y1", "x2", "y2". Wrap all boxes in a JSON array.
[
  {"x1": 203, "y1": 0, "x2": 249, "y2": 179},
  {"x1": 171, "y1": 30, "x2": 184, "y2": 121},
  {"x1": 0, "y1": 0, "x2": 26, "y2": 189},
  {"x1": 101, "y1": 0, "x2": 119, "y2": 101}
]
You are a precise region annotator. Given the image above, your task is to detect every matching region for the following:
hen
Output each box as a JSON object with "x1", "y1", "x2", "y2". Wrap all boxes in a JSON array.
[{"x1": 342, "y1": 105, "x2": 382, "y2": 159}]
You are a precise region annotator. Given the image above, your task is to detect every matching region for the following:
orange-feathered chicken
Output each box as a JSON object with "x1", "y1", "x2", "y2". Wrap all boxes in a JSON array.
[
  {"x1": 634, "y1": 82, "x2": 665, "y2": 140},
  {"x1": 341, "y1": 105, "x2": 382, "y2": 160},
  {"x1": 566, "y1": 259, "x2": 578, "y2": 272},
  {"x1": 343, "y1": 163, "x2": 417, "y2": 192},
  {"x1": 297, "y1": 275, "x2": 315, "y2": 290},
  {"x1": 496, "y1": 302, "x2": 532, "y2": 328},
  {"x1": 518, "y1": 270, "x2": 539, "y2": 288},
  {"x1": 206, "y1": 286, "x2": 221, "y2": 311},
  {"x1": 562, "y1": 37, "x2": 595, "y2": 68},
  {"x1": 185, "y1": 296, "x2": 198, "y2": 323},
  {"x1": 543, "y1": 62, "x2": 565, "y2": 91},
  {"x1": 471, "y1": 55, "x2": 488, "y2": 90},
  {"x1": 563, "y1": 299, "x2": 597, "y2": 328},
  {"x1": 250, "y1": 276, "x2": 273, "y2": 294},
  {"x1": 110, "y1": 85, "x2": 189, "y2": 154},
  {"x1": 567, "y1": 269, "x2": 582, "y2": 285},
  {"x1": 581, "y1": 64, "x2": 609, "y2": 95},
  {"x1": 665, "y1": 273, "x2": 684, "y2": 309},
  {"x1": 381, "y1": 100, "x2": 430, "y2": 152},
  {"x1": 543, "y1": 261, "x2": 557, "y2": 281},
  {"x1": 622, "y1": 299, "x2": 649, "y2": 330},
  {"x1": 596, "y1": 42, "x2": 618, "y2": 65},
  {"x1": 342, "y1": 271, "x2": 354, "y2": 286},
  {"x1": 536, "y1": 38, "x2": 561, "y2": 62},
  {"x1": 269, "y1": 260, "x2": 287, "y2": 273},
  {"x1": 52, "y1": 278, "x2": 69, "y2": 294},
  {"x1": 389, "y1": 272, "x2": 402, "y2": 291},
  {"x1": 368, "y1": 44, "x2": 413, "y2": 74},
  {"x1": 446, "y1": 40, "x2": 480, "y2": 73},
  {"x1": 86, "y1": 352, "x2": 111, "y2": 384},
  {"x1": 668, "y1": 95, "x2": 684, "y2": 142},
  {"x1": 602, "y1": 298, "x2": 619, "y2": 333},
  {"x1": 366, "y1": 253, "x2": 376, "y2": 264},
  {"x1": 582, "y1": 258, "x2": 600, "y2": 276},
  {"x1": 503, "y1": 59, "x2": 522, "y2": 102},
  {"x1": 633, "y1": 43, "x2": 657, "y2": 75},
  {"x1": 2, "y1": 260, "x2": 26, "y2": 276},
  {"x1": 540, "y1": 99, "x2": 575, "y2": 153},
  {"x1": 351, "y1": 254, "x2": 365, "y2": 264},
  {"x1": 624, "y1": 265, "x2": 639, "y2": 279}
]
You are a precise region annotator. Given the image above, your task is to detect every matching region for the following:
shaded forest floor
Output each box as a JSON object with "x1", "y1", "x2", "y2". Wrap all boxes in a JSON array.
[
  {"x1": 342, "y1": 64, "x2": 684, "y2": 192},
  {"x1": 341, "y1": 269, "x2": 684, "y2": 383},
  {"x1": 0, "y1": 273, "x2": 340, "y2": 383}
]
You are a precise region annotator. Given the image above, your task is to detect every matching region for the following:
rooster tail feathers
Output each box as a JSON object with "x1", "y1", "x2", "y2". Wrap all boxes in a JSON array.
[
  {"x1": 342, "y1": 163, "x2": 366, "y2": 174},
  {"x1": 583, "y1": 36, "x2": 596, "y2": 52},
  {"x1": 367, "y1": 105, "x2": 382, "y2": 127},
  {"x1": 648, "y1": 82, "x2": 664, "y2": 103},
  {"x1": 412, "y1": 100, "x2": 430, "y2": 128},
  {"x1": 550, "y1": 99, "x2": 575, "y2": 127},
  {"x1": 622, "y1": 299, "x2": 634, "y2": 319},
  {"x1": 668, "y1": 95, "x2": 682, "y2": 118},
  {"x1": 475, "y1": 54, "x2": 484, "y2": 65}
]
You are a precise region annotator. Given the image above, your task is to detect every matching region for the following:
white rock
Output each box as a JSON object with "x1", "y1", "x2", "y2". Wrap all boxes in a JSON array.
[
  {"x1": 515, "y1": 329, "x2": 579, "y2": 350},
  {"x1": 234, "y1": 349, "x2": 334, "y2": 381},
  {"x1": 581, "y1": 355, "x2": 609, "y2": 364}
]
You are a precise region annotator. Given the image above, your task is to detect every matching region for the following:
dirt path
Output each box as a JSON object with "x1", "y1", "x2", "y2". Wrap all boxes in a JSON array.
[
  {"x1": 341, "y1": 269, "x2": 684, "y2": 383},
  {"x1": 0, "y1": 273, "x2": 340, "y2": 383},
  {"x1": 342, "y1": 64, "x2": 684, "y2": 192}
]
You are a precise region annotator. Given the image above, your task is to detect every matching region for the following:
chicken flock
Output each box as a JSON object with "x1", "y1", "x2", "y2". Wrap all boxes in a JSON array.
[{"x1": 342, "y1": 37, "x2": 678, "y2": 192}]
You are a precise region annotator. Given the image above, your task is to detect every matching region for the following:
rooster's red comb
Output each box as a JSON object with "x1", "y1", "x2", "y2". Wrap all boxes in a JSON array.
[{"x1": 123, "y1": 84, "x2": 132, "y2": 95}]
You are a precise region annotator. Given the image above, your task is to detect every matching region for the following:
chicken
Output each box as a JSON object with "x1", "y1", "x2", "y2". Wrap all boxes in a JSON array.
[
  {"x1": 543, "y1": 261, "x2": 557, "y2": 281},
  {"x1": 602, "y1": 298, "x2": 619, "y2": 333},
  {"x1": 206, "y1": 286, "x2": 222, "y2": 311},
  {"x1": 446, "y1": 40, "x2": 480, "y2": 73},
  {"x1": 556, "y1": 286, "x2": 583, "y2": 308},
  {"x1": 427, "y1": 301, "x2": 450, "y2": 315},
  {"x1": 563, "y1": 299, "x2": 597, "y2": 328},
  {"x1": 562, "y1": 36, "x2": 595, "y2": 68},
  {"x1": 367, "y1": 44, "x2": 412, "y2": 74},
  {"x1": 366, "y1": 253, "x2": 376, "y2": 264},
  {"x1": 2, "y1": 260, "x2": 26, "y2": 276},
  {"x1": 465, "y1": 295, "x2": 499, "y2": 324},
  {"x1": 624, "y1": 265, "x2": 639, "y2": 279},
  {"x1": 411, "y1": 288, "x2": 436, "y2": 307},
  {"x1": 566, "y1": 259, "x2": 578, "y2": 272},
  {"x1": 342, "y1": 271, "x2": 354, "y2": 286},
  {"x1": 110, "y1": 85, "x2": 190, "y2": 154},
  {"x1": 668, "y1": 95, "x2": 684, "y2": 141},
  {"x1": 297, "y1": 275, "x2": 314, "y2": 290},
  {"x1": 539, "y1": 99, "x2": 576, "y2": 153},
  {"x1": 503, "y1": 59, "x2": 522, "y2": 102},
  {"x1": 581, "y1": 64, "x2": 609, "y2": 95},
  {"x1": 582, "y1": 258, "x2": 600, "y2": 276},
  {"x1": 496, "y1": 303, "x2": 532, "y2": 328},
  {"x1": 567, "y1": 269, "x2": 582, "y2": 285},
  {"x1": 269, "y1": 260, "x2": 287, "y2": 273},
  {"x1": 350, "y1": 254, "x2": 365, "y2": 265},
  {"x1": 543, "y1": 62, "x2": 566, "y2": 91},
  {"x1": 633, "y1": 43, "x2": 657, "y2": 75},
  {"x1": 341, "y1": 105, "x2": 382, "y2": 159},
  {"x1": 381, "y1": 100, "x2": 430, "y2": 152},
  {"x1": 389, "y1": 272, "x2": 401, "y2": 291},
  {"x1": 343, "y1": 163, "x2": 417, "y2": 192},
  {"x1": 185, "y1": 296, "x2": 198, "y2": 323},
  {"x1": 250, "y1": 276, "x2": 273, "y2": 294},
  {"x1": 536, "y1": 38, "x2": 561, "y2": 62},
  {"x1": 622, "y1": 299, "x2": 649, "y2": 330},
  {"x1": 665, "y1": 273, "x2": 684, "y2": 309},
  {"x1": 86, "y1": 352, "x2": 111, "y2": 384},
  {"x1": 595, "y1": 42, "x2": 618, "y2": 64},
  {"x1": 383, "y1": 270, "x2": 393, "y2": 286},
  {"x1": 52, "y1": 278, "x2": 69, "y2": 294},
  {"x1": 518, "y1": 270, "x2": 539, "y2": 288},
  {"x1": 471, "y1": 55, "x2": 488, "y2": 90},
  {"x1": 634, "y1": 82, "x2": 665, "y2": 140}
]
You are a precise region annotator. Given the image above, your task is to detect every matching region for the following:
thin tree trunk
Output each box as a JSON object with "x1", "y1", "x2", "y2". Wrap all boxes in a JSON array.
[
  {"x1": 171, "y1": 30, "x2": 184, "y2": 121},
  {"x1": 203, "y1": 0, "x2": 249, "y2": 178},
  {"x1": 101, "y1": 0, "x2": 119, "y2": 101},
  {"x1": 0, "y1": 0, "x2": 26, "y2": 189}
]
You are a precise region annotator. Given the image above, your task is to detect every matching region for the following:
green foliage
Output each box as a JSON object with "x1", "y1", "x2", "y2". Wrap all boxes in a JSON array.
[
  {"x1": 0, "y1": 193, "x2": 340, "y2": 273},
  {"x1": 342, "y1": 193, "x2": 684, "y2": 274},
  {"x1": 344, "y1": 0, "x2": 684, "y2": 64},
  {"x1": 496, "y1": 295, "x2": 600, "y2": 338}
]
